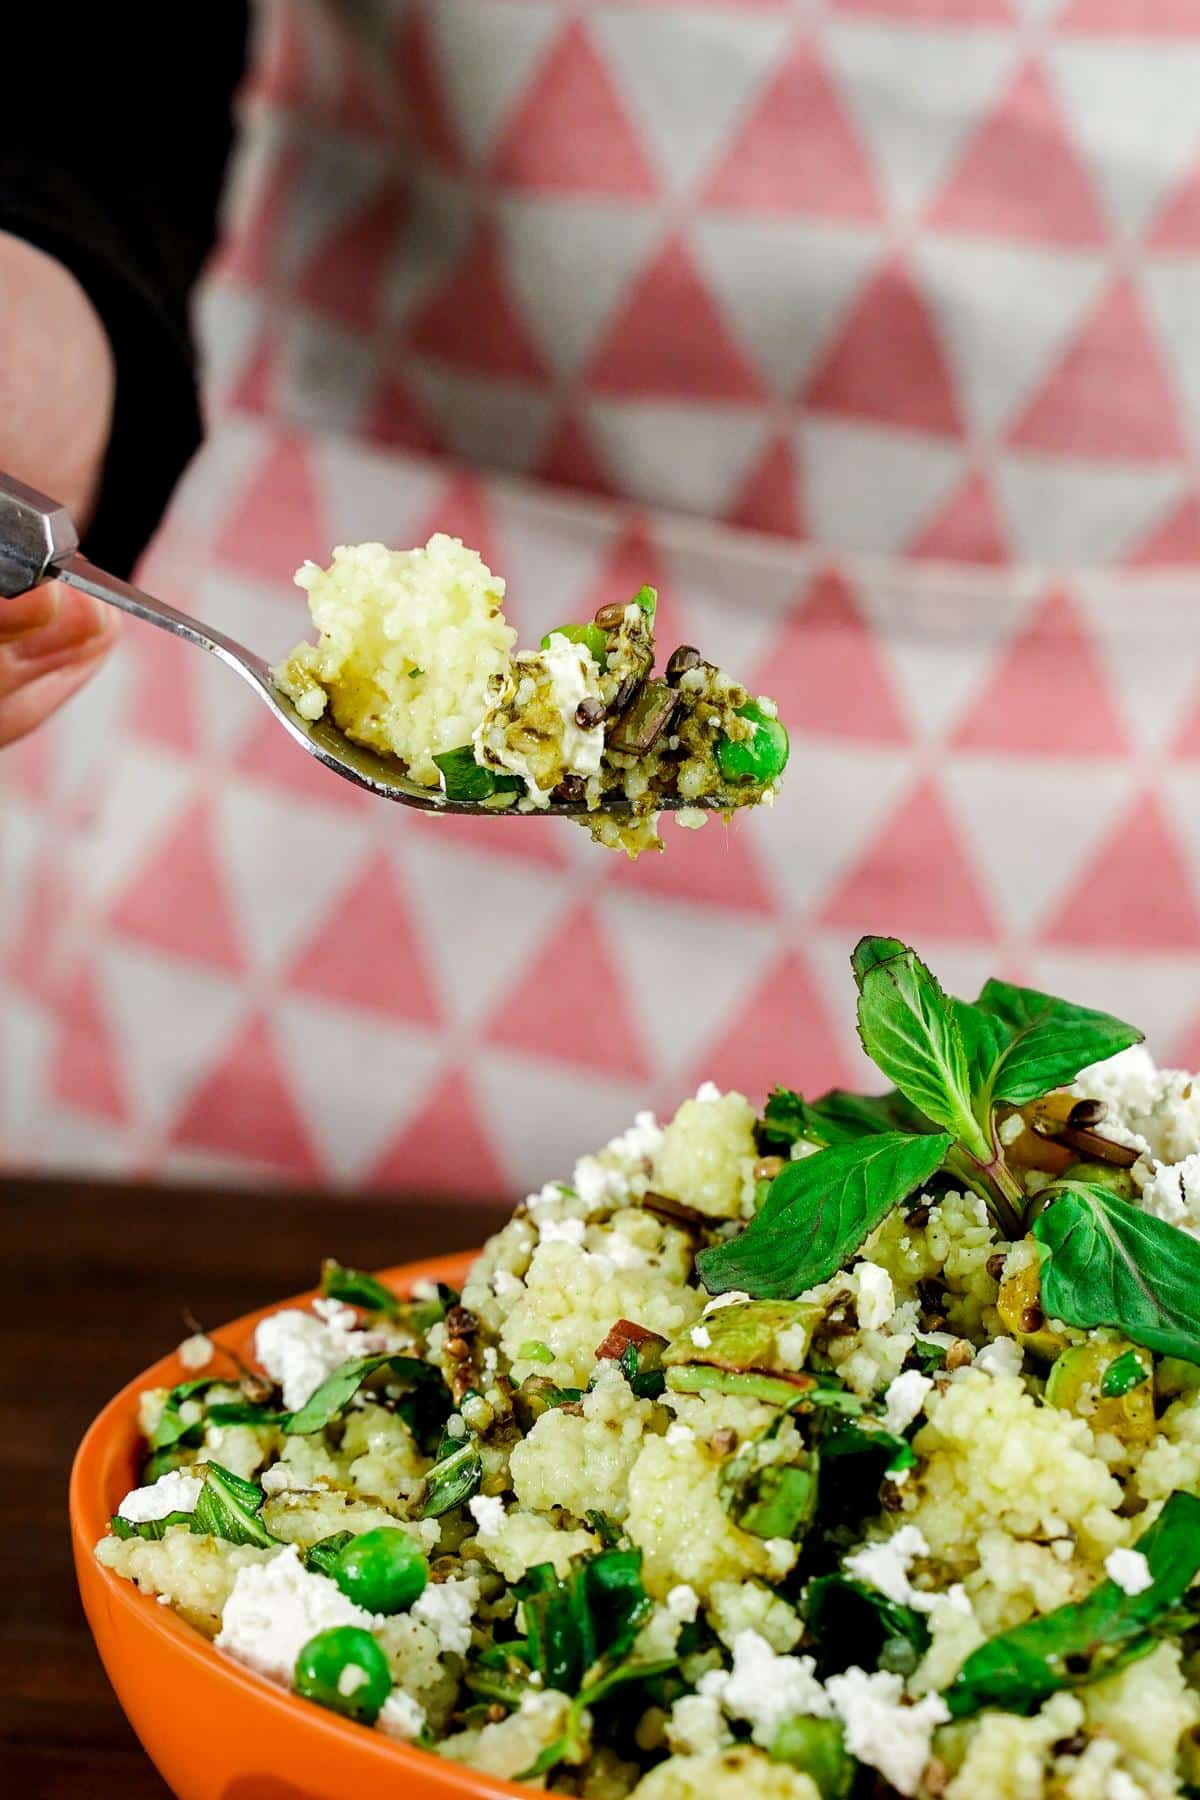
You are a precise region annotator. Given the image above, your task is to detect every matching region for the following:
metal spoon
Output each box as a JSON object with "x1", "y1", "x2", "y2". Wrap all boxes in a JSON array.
[{"x1": 0, "y1": 469, "x2": 718, "y2": 816}]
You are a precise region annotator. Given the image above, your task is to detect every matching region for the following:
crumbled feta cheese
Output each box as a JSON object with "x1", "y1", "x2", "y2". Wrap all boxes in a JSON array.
[
  {"x1": 854, "y1": 1262, "x2": 895, "y2": 1332},
  {"x1": 1105, "y1": 1548, "x2": 1153, "y2": 1596},
  {"x1": 666, "y1": 1422, "x2": 695, "y2": 1446},
  {"x1": 541, "y1": 633, "x2": 605, "y2": 779},
  {"x1": 825, "y1": 1667, "x2": 950, "y2": 1797},
  {"x1": 1106, "y1": 1773, "x2": 1148, "y2": 1800},
  {"x1": 666, "y1": 1693, "x2": 729, "y2": 1756},
  {"x1": 666, "y1": 1584, "x2": 700, "y2": 1623},
  {"x1": 117, "y1": 1469, "x2": 204, "y2": 1524},
  {"x1": 538, "y1": 1215, "x2": 586, "y2": 1247},
  {"x1": 843, "y1": 1527, "x2": 969, "y2": 1620},
  {"x1": 178, "y1": 1333, "x2": 213, "y2": 1371},
  {"x1": 699, "y1": 1630, "x2": 831, "y2": 1746},
  {"x1": 1139, "y1": 1152, "x2": 1200, "y2": 1231},
  {"x1": 378, "y1": 1690, "x2": 426, "y2": 1741},
  {"x1": 763, "y1": 1538, "x2": 798, "y2": 1579},
  {"x1": 411, "y1": 1576, "x2": 480, "y2": 1657},
  {"x1": 254, "y1": 1305, "x2": 369, "y2": 1411},
  {"x1": 998, "y1": 1113, "x2": 1025, "y2": 1147},
  {"x1": 695, "y1": 1081, "x2": 723, "y2": 1104},
  {"x1": 411, "y1": 1279, "x2": 440, "y2": 1302},
  {"x1": 882, "y1": 1370, "x2": 933, "y2": 1435},
  {"x1": 215, "y1": 1545, "x2": 378, "y2": 1685},
  {"x1": 260, "y1": 1464, "x2": 302, "y2": 1495},
  {"x1": 445, "y1": 1414, "x2": 467, "y2": 1441},
  {"x1": 312, "y1": 1296, "x2": 358, "y2": 1331},
  {"x1": 468, "y1": 1494, "x2": 507, "y2": 1538},
  {"x1": 675, "y1": 808, "x2": 707, "y2": 830},
  {"x1": 974, "y1": 1337, "x2": 1024, "y2": 1380},
  {"x1": 703, "y1": 1290, "x2": 751, "y2": 1316},
  {"x1": 690, "y1": 1325, "x2": 713, "y2": 1349},
  {"x1": 492, "y1": 1270, "x2": 524, "y2": 1300}
]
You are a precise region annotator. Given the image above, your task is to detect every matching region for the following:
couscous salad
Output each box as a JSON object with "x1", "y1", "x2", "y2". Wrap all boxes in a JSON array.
[
  {"x1": 96, "y1": 937, "x2": 1200, "y2": 1800},
  {"x1": 274, "y1": 534, "x2": 787, "y2": 855}
]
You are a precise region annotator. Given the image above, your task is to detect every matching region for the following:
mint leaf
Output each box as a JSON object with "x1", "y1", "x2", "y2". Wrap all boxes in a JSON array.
[
  {"x1": 420, "y1": 1439, "x2": 483, "y2": 1519},
  {"x1": 1034, "y1": 1183, "x2": 1200, "y2": 1366},
  {"x1": 805, "y1": 1573, "x2": 930, "y2": 1680},
  {"x1": 972, "y1": 978, "x2": 1142, "y2": 1107},
  {"x1": 697, "y1": 1132, "x2": 951, "y2": 1300},
  {"x1": 285, "y1": 1354, "x2": 449, "y2": 1437},
  {"x1": 852, "y1": 939, "x2": 984, "y2": 1153},
  {"x1": 761, "y1": 1086, "x2": 933, "y2": 1152},
  {"x1": 193, "y1": 1462, "x2": 278, "y2": 1548},
  {"x1": 319, "y1": 1259, "x2": 400, "y2": 1317},
  {"x1": 109, "y1": 1510, "x2": 197, "y2": 1543},
  {"x1": 946, "y1": 1491, "x2": 1200, "y2": 1717}
]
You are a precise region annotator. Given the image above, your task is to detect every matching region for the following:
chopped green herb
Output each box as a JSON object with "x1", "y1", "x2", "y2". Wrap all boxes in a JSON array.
[
  {"x1": 319, "y1": 1259, "x2": 400, "y2": 1317},
  {"x1": 541, "y1": 623, "x2": 609, "y2": 670},
  {"x1": 285, "y1": 1354, "x2": 450, "y2": 1439},
  {"x1": 805, "y1": 1574, "x2": 930, "y2": 1681},
  {"x1": 1101, "y1": 1349, "x2": 1151, "y2": 1399},
  {"x1": 420, "y1": 1439, "x2": 483, "y2": 1518},
  {"x1": 518, "y1": 1340, "x2": 554, "y2": 1364},
  {"x1": 432, "y1": 745, "x2": 523, "y2": 804},
  {"x1": 193, "y1": 1462, "x2": 279, "y2": 1549}
]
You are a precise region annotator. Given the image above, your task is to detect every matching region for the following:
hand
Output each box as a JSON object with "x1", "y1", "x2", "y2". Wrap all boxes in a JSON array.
[{"x1": 0, "y1": 231, "x2": 119, "y2": 747}]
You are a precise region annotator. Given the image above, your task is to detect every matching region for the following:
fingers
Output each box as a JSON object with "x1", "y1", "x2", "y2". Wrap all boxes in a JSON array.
[
  {"x1": 0, "y1": 581, "x2": 117, "y2": 747},
  {"x1": 0, "y1": 582, "x2": 59, "y2": 642}
]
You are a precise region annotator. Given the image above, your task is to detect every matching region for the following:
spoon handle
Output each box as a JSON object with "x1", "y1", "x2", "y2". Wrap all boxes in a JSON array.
[{"x1": 0, "y1": 468, "x2": 79, "y2": 598}]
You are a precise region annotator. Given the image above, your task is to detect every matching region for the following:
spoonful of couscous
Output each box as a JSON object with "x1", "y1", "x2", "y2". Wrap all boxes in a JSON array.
[{"x1": 1, "y1": 471, "x2": 787, "y2": 857}]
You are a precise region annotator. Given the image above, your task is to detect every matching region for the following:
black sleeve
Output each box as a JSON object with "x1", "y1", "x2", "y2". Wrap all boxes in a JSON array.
[{"x1": 0, "y1": 8, "x2": 251, "y2": 576}]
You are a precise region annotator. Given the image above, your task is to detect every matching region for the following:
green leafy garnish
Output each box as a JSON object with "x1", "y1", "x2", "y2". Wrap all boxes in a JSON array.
[
  {"x1": 285, "y1": 1354, "x2": 450, "y2": 1439},
  {"x1": 631, "y1": 584, "x2": 657, "y2": 618},
  {"x1": 853, "y1": 943, "x2": 984, "y2": 1154},
  {"x1": 805, "y1": 1573, "x2": 930, "y2": 1680},
  {"x1": 970, "y1": 979, "x2": 1142, "y2": 1109},
  {"x1": 697, "y1": 1132, "x2": 951, "y2": 1300},
  {"x1": 305, "y1": 1532, "x2": 355, "y2": 1577},
  {"x1": 433, "y1": 745, "x2": 523, "y2": 804},
  {"x1": 319, "y1": 1260, "x2": 400, "y2": 1317},
  {"x1": 109, "y1": 1509, "x2": 198, "y2": 1543},
  {"x1": 1034, "y1": 1182, "x2": 1200, "y2": 1366},
  {"x1": 945, "y1": 1491, "x2": 1200, "y2": 1717},
  {"x1": 420, "y1": 1439, "x2": 483, "y2": 1518},
  {"x1": 1101, "y1": 1349, "x2": 1150, "y2": 1399},
  {"x1": 719, "y1": 1442, "x2": 818, "y2": 1540},
  {"x1": 149, "y1": 1378, "x2": 221, "y2": 1452},
  {"x1": 541, "y1": 623, "x2": 609, "y2": 670},
  {"x1": 193, "y1": 1462, "x2": 279, "y2": 1548},
  {"x1": 760, "y1": 1085, "x2": 931, "y2": 1153}
]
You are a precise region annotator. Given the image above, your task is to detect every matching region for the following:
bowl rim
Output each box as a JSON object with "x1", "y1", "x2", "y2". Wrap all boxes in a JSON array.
[{"x1": 69, "y1": 1248, "x2": 536, "y2": 1800}]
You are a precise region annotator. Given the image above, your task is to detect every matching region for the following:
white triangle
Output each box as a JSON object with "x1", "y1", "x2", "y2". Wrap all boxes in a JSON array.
[
  {"x1": 797, "y1": 419, "x2": 963, "y2": 554},
  {"x1": 168, "y1": 415, "x2": 273, "y2": 542},
  {"x1": 589, "y1": 6, "x2": 791, "y2": 195},
  {"x1": 162, "y1": 1143, "x2": 299, "y2": 1189},
  {"x1": 996, "y1": 453, "x2": 1183, "y2": 566},
  {"x1": 755, "y1": 741, "x2": 915, "y2": 915},
  {"x1": 854, "y1": 564, "x2": 1042, "y2": 745},
  {"x1": 487, "y1": 488, "x2": 620, "y2": 646},
  {"x1": 399, "y1": 834, "x2": 570, "y2": 1029},
  {"x1": 312, "y1": 434, "x2": 445, "y2": 553},
  {"x1": 693, "y1": 218, "x2": 880, "y2": 398},
  {"x1": 475, "y1": 1046, "x2": 647, "y2": 1198},
  {"x1": 656, "y1": 529, "x2": 803, "y2": 680},
  {"x1": 497, "y1": 195, "x2": 661, "y2": 379},
  {"x1": 941, "y1": 758, "x2": 1135, "y2": 937},
  {"x1": 385, "y1": 167, "x2": 475, "y2": 326},
  {"x1": 1049, "y1": 41, "x2": 1200, "y2": 237},
  {"x1": 917, "y1": 240, "x2": 1105, "y2": 437},
  {"x1": 30, "y1": 1107, "x2": 133, "y2": 1177},
  {"x1": 587, "y1": 398, "x2": 769, "y2": 518},
  {"x1": 96, "y1": 943, "x2": 249, "y2": 1137},
  {"x1": 430, "y1": 0, "x2": 562, "y2": 163},
  {"x1": 274, "y1": 996, "x2": 441, "y2": 1185},
  {"x1": 275, "y1": 131, "x2": 386, "y2": 282},
  {"x1": 825, "y1": 19, "x2": 1018, "y2": 218},
  {"x1": 1072, "y1": 574, "x2": 1200, "y2": 753},
  {"x1": 0, "y1": 991, "x2": 54, "y2": 1157},
  {"x1": 596, "y1": 890, "x2": 778, "y2": 1079},
  {"x1": 195, "y1": 286, "x2": 267, "y2": 412},
  {"x1": 407, "y1": 361, "x2": 555, "y2": 473},
  {"x1": 1029, "y1": 948, "x2": 1200, "y2": 1064},
  {"x1": 1142, "y1": 263, "x2": 1200, "y2": 455},
  {"x1": 193, "y1": 567, "x2": 306, "y2": 754},
  {"x1": 44, "y1": 644, "x2": 133, "y2": 808},
  {"x1": 74, "y1": 744, "x2": 198, "y2": 917},
  {"x1": 279, "y1": 315, "x2": 378, "y2": 440},
  {"x1": 1163, "y1": 766, "x2": 1200, "y2": 900},
  {"x1": 216, "y1": 786, "x2": 371, "y2": 973}
]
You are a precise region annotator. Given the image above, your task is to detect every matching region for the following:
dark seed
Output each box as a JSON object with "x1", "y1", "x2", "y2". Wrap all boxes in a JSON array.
[
  {"x1": 918, "y1": 1279, "x2": 945, "y2": 1311},
  {"x1": 487, "y1": 1704, "x2": 507, "y2": 1724},
  {"x1": 1051, "y1": 1735, "x2": 1088, "y2": 1758},
  {"x1": 754, "y1": 1156, "x2": 785, "y2": 1182},
  {"x1": 945, "y1": 1340, "x2": 973, "y2": 1372},
  {"x1": 1057, "y1": 1123, "x2": 1140, "y2": 1169},
  {"x1": 987, "y1": 1253, "x2": 1007, "y2": 1280},
  {"x1": 1068, "y1": 1098, "x2": 1107, "y2": 1129},
  {"x1": 445, "y1": 1305, "x2": 479, "y2": 1338},
  {"x1": 1064, "y1": 1653, "x2": 1090, "y2": 1676},
  {"x1": 906, "y1": 1204, "x2": 931, "y2": 1228},
  {"x1": 575, "y1": 697, "x2": 606, "y2": 730},
  {"x1": 710, "y1": 1427, "x2": 739, "y2": 1455},
  {"x1": 881, "y1": 1482, "x2": 906, "y2": 1512},
  {"x1": 593, "y1": 601, "x2": 627, "y2": 629},
  {"x1": 665, "y1": 645, "x2": 703, "y2": 686},
  {"x1": 1020, "y1": 1305, "x2": 1045, "y2": 1334},
  {"x1": 444, "y1": 1336, "x2": 472, "y2": 1361},
  {"x1": 607, "y1": 678, "x2": 677, "y2": 756},
  {"x1": 640, "y1": 1190, "x2": 710, "y2": 1229},
  {"x1": 552, "y1": 774, "x2": 586, "y2": 804},
  {"x1": 923, "y1": 1314, "x2": 948, "y2": 1333}
]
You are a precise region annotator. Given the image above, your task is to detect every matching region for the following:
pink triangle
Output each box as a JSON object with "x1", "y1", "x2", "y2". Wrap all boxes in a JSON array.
[
  {"x1": 215, "y1": 147, "x2": 303, "y2": 290},
  {"x1": 328, "y1": 29, "x2": 395, "y2": 140},
  {"x1": 1125, "y1": 492, "x2": 1200, "y2": 567},
  {"x1": 1169, "y1": 686, "x2": 1200, "y2": 759},
  {"x1": 491, "y1": 19, "x2": 658, "y2": 197},
  {"x1": 408, "y1": 807, "x2": 570, "y2": 868},
  {"x1": 295, "y1": 181, "x2": 407, "y2": 334},
  {"x1": 405, "y1": 221, "x2": 548, "y2": 380},
  {"x1": 394, "y1": 7, "x2": 464, "y2": 172},
  {"x1": 1149, "y1": 157, "x2": 1200, "y2": 250},
  {"x1": 366, "y1": 1069, "x2": 508, "y2": 1201},
  {"x1": 586, "y1": 234, "x2": 765, "y2": 401},
  {"x1": 170, "y1": 1015, "x2": 323, "y2": 1179},
  {"x1": 254, "y1": 3, "x2": 310, "y2": 112},
  {"x1": 6, "y1": 726, "x2": 51, "y2": 803},
  {"x1": 126, "y1": 620, "x2": 201, "y2": 754},
  {"x1": 534, "y1": 412, "x2": 617, "y2": 498},
  {"x1": 1006, "y1": 279, "x2": 1186, "y2": 462},
  {"x1": 226, "y1": 331, "x2": 282, "y2": 419},
  {"x1": 951, "y1": 589, "x2": 1128, "y2": 755},
  {"x1": 1057, "y1": 0, "x2": 1200, "y2": 34},
  {"x1": 360, "y1": 369, "x2": 443, "y2": 457},
  {"x1": 49, "y1": 965, "x2": 130, "y2": 1125},
  {"x1": 831, "y1": 0, "x2": 1010, "y2": 14},
  {"x1": 687, "y1": 949, "x2": 849, "y2": 1104},
  {"x1": 484, "y1": 903, "x2": 652, "y2": 1079},
  {"x1": 906, "y1": 470, "x2": 1010, "y2": 565},
  {"x1": 410, "y1": 471, "x2": 502, "y2": 575},
  {"x1": 820, "y1": 776, "x2": 997, "y2": 941},
  {"x1": 926, "y1": 59, "x2": 1106, "y2": 246},
  {"x1": 285, "y1": 854, "x2": 441, "y2": 1025},
  {"x1": 109, "y1": 800, "x2": 246, "y2": 973},
  {"x1": 758, "y1": 569, "x2": 909, "y2": 744},
  {"x1": 607, "y1": 811, "x2": 776, "y2": 913},
  {"x1": 1043, "y1": 792, "x2": 1200, "y2": 952},
  {"x1": 726, "y1": 436, "x2": 805, "y2": 539},
  {"x1": 234, "y1": 709, "x2": 371, "y2": 813},
  {"x1": 804, "y1": 258, "x2": 964, "y2": 436},
  {"x1": 213, "y1": 433, "x2": 329, "y2": 585},
  {"x1": 703, "y1": 39, "x2": 881, "y2": 219},
  {"x1": 8, "y1": 856, "x2": 67, "y2": 1003}
]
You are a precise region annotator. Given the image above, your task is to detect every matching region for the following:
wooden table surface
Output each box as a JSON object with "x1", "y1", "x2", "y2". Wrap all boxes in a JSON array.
[{"x1": 1, "y1": 1177, "x2": 506, "y2": 1797}]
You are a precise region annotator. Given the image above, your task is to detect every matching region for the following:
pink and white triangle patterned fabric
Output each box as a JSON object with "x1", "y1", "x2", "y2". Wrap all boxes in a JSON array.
[{"x1": 4, "y1": 0, "x2": 1200, "y2": 1201}]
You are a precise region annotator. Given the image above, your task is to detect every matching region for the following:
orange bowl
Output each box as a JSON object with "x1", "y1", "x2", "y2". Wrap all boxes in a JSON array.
[{"x1": 70, "y1": 1251, "x2": 533, "y2": 1800}]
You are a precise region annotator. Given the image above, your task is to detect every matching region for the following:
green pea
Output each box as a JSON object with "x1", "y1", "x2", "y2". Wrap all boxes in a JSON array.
[
  {"x1": 328, "y1": 1527, "x2": 429, "y2": 1614},
  {"x1": 715, "y1": 700, "x2": 789, "y2": 787},
  {"x1": 540, "y1": 623, "x2": 609, "y2": 670},
  {"x1": 293, "y1": 1625, "x2": 392, "y2": 1724}
]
